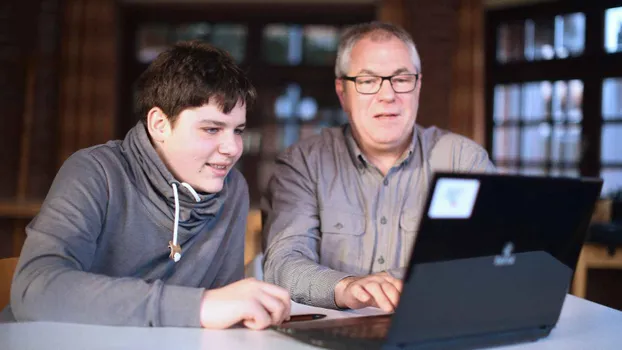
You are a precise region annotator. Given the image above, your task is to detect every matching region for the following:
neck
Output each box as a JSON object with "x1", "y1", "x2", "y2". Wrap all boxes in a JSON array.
[{"x1": 358, "y1": 138, "x2": 412, "y2": 176}]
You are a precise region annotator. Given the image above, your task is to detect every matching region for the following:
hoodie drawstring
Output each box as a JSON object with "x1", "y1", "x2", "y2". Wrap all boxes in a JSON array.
[{"x1": 168, "y1": 182, "x2": 201, "y2": 262}]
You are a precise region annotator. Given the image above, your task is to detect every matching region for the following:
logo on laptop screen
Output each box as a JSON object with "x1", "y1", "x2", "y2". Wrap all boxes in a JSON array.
[
  {"x1": 493, "y1": 242, "x2": 516, "y2": 266},
  {"x1": 428, "y1": 178, "x2": 480, "y2": 219}
]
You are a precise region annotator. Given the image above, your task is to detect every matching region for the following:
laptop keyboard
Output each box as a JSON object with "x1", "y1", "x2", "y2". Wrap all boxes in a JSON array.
[
  {"x1": 325, "y1": 317, "x2": 391, "y2": 339},
  {"x1": 276, "y1": 315, "x2": 391, "y2": 341}
]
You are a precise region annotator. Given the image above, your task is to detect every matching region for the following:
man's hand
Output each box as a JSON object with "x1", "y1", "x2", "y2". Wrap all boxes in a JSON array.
[
  {"x1": 334, "y1": 272, "x2": 403, "y2": 312},
  {"x1": 199, "y1": 278, "x2": 291, "y2": 330}
]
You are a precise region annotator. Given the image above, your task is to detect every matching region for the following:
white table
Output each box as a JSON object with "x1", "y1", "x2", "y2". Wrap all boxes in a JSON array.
[{"x1": 1, "y1": 294, "x2": 621, "y2": 350}]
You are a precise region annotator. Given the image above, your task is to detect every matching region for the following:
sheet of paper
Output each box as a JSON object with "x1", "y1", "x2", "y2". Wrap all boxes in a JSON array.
[{"x1": 290, "y1": 301, "x2": 390, "y2": 320}]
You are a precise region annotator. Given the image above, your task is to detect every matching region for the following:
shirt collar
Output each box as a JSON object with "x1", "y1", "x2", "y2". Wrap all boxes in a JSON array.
[{"x1": 343, "y1": 123, "x2": 417, "y2": 169}]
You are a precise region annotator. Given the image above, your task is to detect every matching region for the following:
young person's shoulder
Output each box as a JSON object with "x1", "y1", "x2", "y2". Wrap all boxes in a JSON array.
[{"x1": 61, "y1": 140, "x2": 125, "y2": 174}]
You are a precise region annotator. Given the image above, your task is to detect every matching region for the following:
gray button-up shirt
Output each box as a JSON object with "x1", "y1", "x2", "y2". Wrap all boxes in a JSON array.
[{"x1": 261, "y1": 124, "x2": 495, "y2": 309}]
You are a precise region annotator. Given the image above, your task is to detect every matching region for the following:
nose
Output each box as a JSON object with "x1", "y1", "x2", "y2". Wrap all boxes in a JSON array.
[
  {"x1": 376, "y1": 78, "x2": 396, "y2": 102},
  {"x1": 218, "y1": 132, "x2": 240, "y2": 156}
]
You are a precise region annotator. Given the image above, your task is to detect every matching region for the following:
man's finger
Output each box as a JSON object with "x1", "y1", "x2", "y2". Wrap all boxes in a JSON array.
[
  {"x1": 382, "y1": 274, "x2": 404, "y2": 292},
  {"x1": 363, "y1": 282, "x2": 394, "y2": 312},
  {"x1": 380, "y1": 281, "x2": 401, "y2": 309},
  {"x1": 350, "y1": 283, "x2": 372, "y2": 303}
]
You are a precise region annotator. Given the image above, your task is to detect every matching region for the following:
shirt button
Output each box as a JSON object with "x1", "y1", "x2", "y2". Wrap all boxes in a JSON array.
[
  {"x1": 378, "y1": 256, "x2": 385, "y2": 264},
  {"x1": 383, "y1": 179, "x2": 388, "y2": 186},
  {"x1": 380, "y1": 216, "x2": 387, "y2": 225}
]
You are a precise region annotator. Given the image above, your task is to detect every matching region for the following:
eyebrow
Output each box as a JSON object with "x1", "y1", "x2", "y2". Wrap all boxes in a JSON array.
[
  {"x1": 198, "y1": 119, "x2": 246, "y2": 128},
  {"x1": 355, "y1": 67, "x2": 413, "y2": 76}
]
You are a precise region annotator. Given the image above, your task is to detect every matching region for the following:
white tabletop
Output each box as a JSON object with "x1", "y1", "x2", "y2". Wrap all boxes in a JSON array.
[{"x1": 1, "y1": 294, "x2": 621, "y2": 350}]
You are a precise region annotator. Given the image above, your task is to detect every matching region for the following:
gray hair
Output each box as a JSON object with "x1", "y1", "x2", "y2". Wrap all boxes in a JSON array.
[{"x1": 335, "y1": 21, "x2": 421, "y2": 78}]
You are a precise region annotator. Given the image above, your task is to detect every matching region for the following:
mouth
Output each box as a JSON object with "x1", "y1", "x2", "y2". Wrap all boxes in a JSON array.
[
  {"x1": 206, "y1": 163, "x2": 232, "y2": 175},
  {"x1": 374, "y1": 113, "x2": 399, "y2": 119}
]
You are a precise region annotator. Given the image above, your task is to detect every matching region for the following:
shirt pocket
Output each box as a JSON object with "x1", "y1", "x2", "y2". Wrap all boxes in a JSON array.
[
  {"x1": 319, "y1": 209, "x2": 366, "y2": 273},
  {"x1": 399, "y1": 212, "x2": 419, "y2": 234}
]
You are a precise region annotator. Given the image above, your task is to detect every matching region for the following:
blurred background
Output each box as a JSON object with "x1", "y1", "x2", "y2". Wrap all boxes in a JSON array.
[{"x1": 1, "y1": 0, "x2": 621, "y2": 307}]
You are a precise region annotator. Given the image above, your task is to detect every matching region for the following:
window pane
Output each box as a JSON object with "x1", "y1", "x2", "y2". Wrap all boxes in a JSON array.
[
  {"x1": 281, "y1": 124, "x2": 300, "y2": 150},
  {"x1": 262, "y1": 24, "x2": 303, "y2": 65},
  {"x1": 554, "y1": 13, "x2": 585, "y2": 58},
  {"x1": 303, "y1": 25, "x2": 339, "y2": 65},
  {"x1": 497, "y1": 22, "x2": 524, "y2": 63},
  {"x1": 211, "y1": 24, "x2": 247, "y2": 63},
  {"x1": 136, "y1": 24, "x2": 172, "y2": 63},
  {"x1": 551, "y1": 80, "x2": 583, "y2": 123},
  {"x1": 601, "y1": 124, "x2": 622, "y2": 163},
  {"x1": 493, "y1": 126, "x2": 519, "y2": 160},
  {"x1": 605, "y1": 7, "x2": 622, "y2": 54},
  {"x1": 521, "y1": 81, "x2": 551, "y2": 121},
  {"x1": 525, "y1": 19, "x2": 555, "y2": 61},
  {"x1": 521, "y1": 123, "x2": 550, "y2": 162},
  {"x1": 550, "y1": 168, "x2": 579, "y2": 177},
  {"x1": 260, "y1": 124, "x2": 301, "y2": 154},
  {"x1": 520, "y1": 167, "x2": 546, "y2": 176},
  {"x1": 551, "y1": 124, "x2": 581, "y2": 163},
  {"x1": 493, "y1": 84, "x2": 521, "y2": 123},
  {"x1": 498, "y1": 166, "x2": 518, "y2": 174},
  {"x1": 601, "y1": 168, "x2": 622, "y2": 196},
  {"x1": 603, "y1": 78, "x2": 622, "y2": 120},
  {"x1": 175, "y1": 23, "x2": 210, "y2": 42}
]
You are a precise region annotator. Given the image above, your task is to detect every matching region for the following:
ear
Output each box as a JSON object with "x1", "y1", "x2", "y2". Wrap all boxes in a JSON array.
[
  {"x1": 415, "y1": 73, "x2": 423, "y2": 98},
  {"x1": 146, "y1": 107, "x2": 172, "y2": 143},
  {"x1": 335, "y1": 78, "x2": 347, "y2": 112}
]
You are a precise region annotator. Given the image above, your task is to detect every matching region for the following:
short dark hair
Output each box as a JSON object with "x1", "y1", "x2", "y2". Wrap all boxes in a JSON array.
[{"x1": 134, "y1": 40, "x2": 256, "y2": 125}]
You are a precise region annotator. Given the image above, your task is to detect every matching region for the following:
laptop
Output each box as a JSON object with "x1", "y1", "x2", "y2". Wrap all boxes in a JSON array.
[{"x1": 273, "y1": 172, "x2": 603, "y2": 350}]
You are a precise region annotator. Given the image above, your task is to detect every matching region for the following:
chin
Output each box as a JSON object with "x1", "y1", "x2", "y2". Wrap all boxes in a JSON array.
[{"x1": 196, "y1": 180, "x2": 225, "y2": 194}]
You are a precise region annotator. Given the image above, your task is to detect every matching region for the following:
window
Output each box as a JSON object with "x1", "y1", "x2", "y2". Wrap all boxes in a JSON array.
[
  {"x1": 486, "y1": 2, "x2": 622, "y2": 197},
  {"x1": 136, "y1": 22, "x2": 247, "y2": 64}
]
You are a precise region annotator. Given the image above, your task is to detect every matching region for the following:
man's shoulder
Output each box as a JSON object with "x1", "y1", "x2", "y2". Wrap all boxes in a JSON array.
[
  {"x1": 417, "y1": 125, "x2": 486, "y2": 157},
  {"x1": 279, "y1": 126, "x2": 346, "y2": 162}
]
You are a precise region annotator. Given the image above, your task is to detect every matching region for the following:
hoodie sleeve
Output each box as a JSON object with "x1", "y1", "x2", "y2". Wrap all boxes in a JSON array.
[{"x1": 10, "y1": 149, "x2": 204, "y2": 327}]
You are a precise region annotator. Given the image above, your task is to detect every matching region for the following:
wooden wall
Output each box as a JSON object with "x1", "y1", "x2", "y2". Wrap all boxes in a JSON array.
[{"x1": 0, "y1": 0, "x2": 117, "y2": 258}]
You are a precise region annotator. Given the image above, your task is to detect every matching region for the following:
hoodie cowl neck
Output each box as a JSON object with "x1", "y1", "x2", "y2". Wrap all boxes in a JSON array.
[{"x1": 121, "y1": 122, "x2": 226, "y2": 233}]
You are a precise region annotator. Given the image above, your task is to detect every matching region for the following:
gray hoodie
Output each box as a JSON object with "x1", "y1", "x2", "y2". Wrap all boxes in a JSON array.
[{"x1": 7, "y1": 122, "x2": 248, "y2": 327}]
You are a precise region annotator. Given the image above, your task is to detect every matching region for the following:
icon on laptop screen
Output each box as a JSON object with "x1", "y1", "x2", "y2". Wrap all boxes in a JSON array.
[{"x1": 428, "y1": 178, "x2": 480, "y2": 219}]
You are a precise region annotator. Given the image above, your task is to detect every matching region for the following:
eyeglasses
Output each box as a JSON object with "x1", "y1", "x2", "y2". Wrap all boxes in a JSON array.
[{"x1": 340, "y1": 73, "x2": 420, "y2": 94}]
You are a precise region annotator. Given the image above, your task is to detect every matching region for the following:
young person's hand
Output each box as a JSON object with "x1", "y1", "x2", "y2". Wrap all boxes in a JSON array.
[
  {"x1": 199, "y1": 278, "x2": 291, "y2": 330},
  {"x1": 334, "y1": 272, "x2": 403, "y2": 312}
]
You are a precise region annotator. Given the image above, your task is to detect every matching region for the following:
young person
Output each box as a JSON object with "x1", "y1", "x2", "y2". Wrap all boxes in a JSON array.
[{"x1": 8, "y1": 41, "x2": 290, "y2": 329}]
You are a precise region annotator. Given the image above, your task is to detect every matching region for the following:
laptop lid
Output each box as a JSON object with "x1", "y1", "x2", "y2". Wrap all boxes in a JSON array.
[{"x1": 386, "y1": 172, "x2": 603, "y2": 346}]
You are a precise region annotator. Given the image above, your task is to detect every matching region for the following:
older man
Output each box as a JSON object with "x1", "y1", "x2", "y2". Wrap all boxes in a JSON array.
[{"x1": 261, "y1": 22, "x2": 495, "y2": 312}]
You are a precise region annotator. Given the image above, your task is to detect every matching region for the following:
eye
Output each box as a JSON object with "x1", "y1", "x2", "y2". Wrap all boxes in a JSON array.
[
  {"x1": 234, "y1": 128, "x2": 245, "y2": 135},
  {"x1": 358, "y1": 78, "x2": 376, "y2": 85},
  {"x1": 202, "y1": 128, "x2": 219, "y2": 134}
]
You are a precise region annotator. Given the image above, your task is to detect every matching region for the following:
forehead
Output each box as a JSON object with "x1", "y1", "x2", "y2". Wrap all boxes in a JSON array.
[
  {"x1": 348, "y1": 35, "x2": 415, "y2": 75},
  {"x1": 176, "y1": 102, "x2": 246, "y2": 126}
]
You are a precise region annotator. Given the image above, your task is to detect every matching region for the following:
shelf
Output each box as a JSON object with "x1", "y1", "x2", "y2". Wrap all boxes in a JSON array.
[{"x1": 0, "y1": 200, "x2": 42, "y2": 219}]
